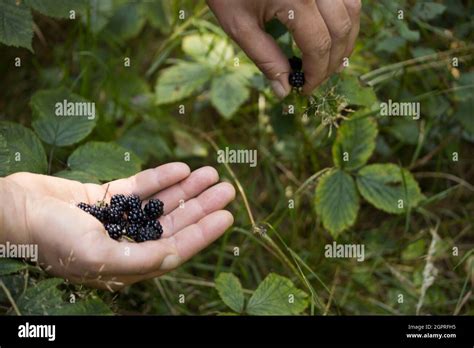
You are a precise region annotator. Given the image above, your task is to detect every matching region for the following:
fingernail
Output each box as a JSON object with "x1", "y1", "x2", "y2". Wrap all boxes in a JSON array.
[{"x1": 270, "y1": 80, "x2": 289, "y2": 99}]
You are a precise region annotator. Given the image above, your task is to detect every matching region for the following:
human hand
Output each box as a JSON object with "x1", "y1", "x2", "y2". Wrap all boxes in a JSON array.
[
  {"x1": 1, "y1": 163, "x2": 235, "y2": 290},
  {"x1": 207, "y1": 0, "x2": 361, "y2": 97}
]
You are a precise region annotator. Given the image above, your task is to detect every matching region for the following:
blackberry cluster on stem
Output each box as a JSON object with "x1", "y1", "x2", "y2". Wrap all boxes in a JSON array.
[
  {"x1": 288, "y1": 56, "x2": 305, "y2": 89},
  {"x1": 77, "y1": 194, "x2": 164, "y2": 242}
]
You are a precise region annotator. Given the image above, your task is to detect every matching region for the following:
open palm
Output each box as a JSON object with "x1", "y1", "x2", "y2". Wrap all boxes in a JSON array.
[{"x1": 6, "y1": 163, "x2": 235, "y2": 290}]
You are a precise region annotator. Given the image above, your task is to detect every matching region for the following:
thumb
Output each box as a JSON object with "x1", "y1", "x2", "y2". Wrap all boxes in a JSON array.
[{"x1": 224, "y1": 20, "x2": 292, "y2": 99}]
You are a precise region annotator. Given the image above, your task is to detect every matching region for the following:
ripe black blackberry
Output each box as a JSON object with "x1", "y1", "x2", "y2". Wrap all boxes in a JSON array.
[
  {"x1": 145, "y1": 220, "x2": 163, "y2": 237},
  {"x1": 77, "y1": 202, "x2": 91, "y2": 213},
  {"x1": 127, "y1": 194, "x2": 142, "y2": 211},
  {"x1": 105, "y1": 223, "x2": 123, "y2": 240},
  {"x1": 110, "y1": 194, "x2": 128, "y2": 212},
  {"x1": 137, "y1": 226, "x2": 158, "y2": 242},
  {"x1": 127, "y1": 209, "x2": 146, "y2": 225},
  {"x1": 89, "y1": 205, "x2": 109, "y2": 223},
  {"x1": 126, "y1": 224, "x2": 140, "y2": 240},
  {"x1": 288, "y1": 56, "x2": 305, "y2": 89},
  {"x1": 144, "y1": 199, "x2": 164, "y2": 220},
  {"x1": 108, "y1": 207, "x2": 123, "y2": 224}
]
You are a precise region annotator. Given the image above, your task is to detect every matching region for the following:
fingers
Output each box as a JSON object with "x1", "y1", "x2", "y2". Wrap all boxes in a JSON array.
[
  {"x1": 342, "y1": 0, "x2": 362, "y2": 59},
  {"x1": 316, "y1": 0, "x2": 352, "y2": 73},
  {"x1": 161, "y1": 210, "x2": 234, "y2": 271},
  {"x1": 275, "y1": 1, "x2": 331, "y2": 94},
  {"x1": 207, "y1": 0, "x2": 291, "y2": 99},
  {"x1": 160, "y1": 182, "x2": 236, "y2": 237},
  {"x1": 151, "y1": 166, "x2": 220, "y2": 214},
  {"x1": 105, "y1": 162, "x2": 190, "y2": 200}
]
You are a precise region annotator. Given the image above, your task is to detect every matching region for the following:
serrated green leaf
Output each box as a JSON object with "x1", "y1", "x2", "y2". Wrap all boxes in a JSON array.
[
  {"x1": 356, "y1": 163, "x2": 423, "y2": 214},
  {"x1": 0, "y1": 134, "x2": 10, "y2": 176},
  {"x1": 336, "y1": 75, "x2": 378, "y2": 108},
  {"x1": 31, "y1": 88, "x2": 97, "y2": 147},
  {"x1": 215, "y1": 273, "x2": 245, "y2": 313},
  {"x1": 211, "y1": 73, "x2": 249, "y2": 119},
  {"x1": 332, "y1": 117, "x2": 378, "y2": 171},
  {"x1": 315, "y1": 169, "x2": 359, "y2": 237},
  {"x1": 182, "y1": 34, "x2": 233, "y2": 66},
  {"x1": 67, "y1": 142, "x2": 142, "y2": 181},
  {"x1": 24, "y1": 0, "x2": 86, "y2": 18},
  {"x1": 246, "y1": 273, "x2": 308, "y2": 315},
  {"x1": 0, "y1": 0, "x2": 33, "y2": 51},
  {"x1": 155, "y1": 62, "x2": 211, "y2": 104},
  {"x1": 0, "y1": 121, "x2": 47, "y2": 174},
  {"x1": 54, "y1": 170, "x2": 101, "y2": 184},
  {"x1": 0, "y1": 259, "x2": 27, "y2": 276},
  {"x1": 17, "y1": 278, "x2": 64, "y2": 315},
  {"x1": 52, "y1": 297, "x2": 113, "y2": 315},
  {"x1": 413, "y1": 2, "x2": 446, "y2": 20}
]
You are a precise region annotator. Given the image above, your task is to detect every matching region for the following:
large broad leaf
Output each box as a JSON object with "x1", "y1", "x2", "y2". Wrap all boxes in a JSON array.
[
  {"x1": 67, "y1": 142, "x2": 142, "y2": 181},
  {"x1": 16, "y1": 278, "x2": 64, "y2": 315},
  {"x1": 31, "y1": 88, "x2": 97, "y2": 147},
  {"x1": 246, "y1": 273, "x2": 308, "y2": 315},
  {"x1": 356, "y1": 163, "x2": 423, "y2": 214},
  {"x1": 413, "y1": 2, "x2": 446, "y2": 20},
  {"x1": 210, "y1": 73, "x2": 249, "y2": 119},
  {"x1": 336, "y1": 75, "x2": 378, "y2": 108},
  {"x1": 215, "y1": 273, "x2": 245, "y2": 313},
  {"x1": 104, "y1": 3, "x2": 145, "y2": 40},
  {"x1": 315, "y1": 169, "x2": 359, "y2": 237},
  {"x1": 332, "y1": 116, "x2": 378, "y2": 171},
  {"x1": 0, "y1": 121, "x2": 47, "y2": 174},
  {"x1": 155, "y1": 62, "x2": 212, "y2": 104},
  {"x1": 0, "y1": 0, "x2": 33, "y2": 51},
  {"x1": 182, "y1": 34, "x2": 234, "y2": 66},
  {"x1": 54, "y1": 170, "x2": 101, "y2": 184},
  {"x1": 0, "y1": 259, "x2": 27, "y2": 276},
  {"x1": 0, "y1": 134, "x2": 10, "y2": 176},
  {"x1": 24, "y1": 0, "x2": 87, "y2": 18}
]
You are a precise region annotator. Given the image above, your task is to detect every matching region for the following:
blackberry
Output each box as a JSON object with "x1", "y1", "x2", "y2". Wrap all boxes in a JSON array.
[
  {"x1": 105, "y1": 223, "x2": 124, "y2": 240},
  {"x1": 127, "y1": 194, "x2": 142, "y2": 211},
  {"x1": 145, "y1": 219, "x2": 163, "y2": 237},
  {"x1": 108, "y1": 207, "x2": 123, "y2": 223},
  {"x1": 89, "y1": 205, "x2": 109, "y2": 223},
  {"x1": 127, "y1": 209, "x2": 146, "y2": 225},
  {"x1": 110, "y1": 194, "x2": 128, "y2": 212},
  {"x1": 289, "y1": 56, "x2": 302, "y2": 71},
  {"x1": 126, "y1": 224, "x2": 140, "y2": 240},
  {"x1": 136, "y1": 226, "x2": 159, "y2": 242},
  {"x1": 289, "y1": 71, "x2": 305, "y2": 88},
  {"x1": 143, "y1": 199, "x2": 164, "y2": 220},
  {"x1": 77, "y1": 202, "x2": 91, "y2": 213}
]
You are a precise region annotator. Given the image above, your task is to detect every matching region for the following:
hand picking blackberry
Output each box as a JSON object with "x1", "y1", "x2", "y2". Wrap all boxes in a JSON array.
[
  {"x1": 288, "y1": 56, "x2": 305, "y2": 89},
  {"x1": 77, "y1": 194, "x2": 165, "y2": 243}
]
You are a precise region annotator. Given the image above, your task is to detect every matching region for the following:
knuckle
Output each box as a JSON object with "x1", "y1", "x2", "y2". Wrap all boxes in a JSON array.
[
  {"x1": 333, "y1": 20, "x2": 352, "y2": 39},
  {"x1": 226, "y1": 16, "x2": 254, "y2": 41},
  {"x1": 315, "y1": 34, "x2": 332, "y2": 55},
  {"x1": 345, "y1": 0, "x2": 362, "y2": 14}
]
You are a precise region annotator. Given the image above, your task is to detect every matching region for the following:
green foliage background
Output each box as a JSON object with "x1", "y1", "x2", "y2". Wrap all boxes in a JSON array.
[{"x1": 0, "y1": 0, "x2": 473, "y2": 315}]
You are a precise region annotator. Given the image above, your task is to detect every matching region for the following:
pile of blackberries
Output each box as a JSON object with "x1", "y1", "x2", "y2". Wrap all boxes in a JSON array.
[
  {"x1": 288, "y1": 56, "x2": 305, "y2": 89},
  {"x1": 77, "y1": 194, "x2": 164, "y2": 242}
]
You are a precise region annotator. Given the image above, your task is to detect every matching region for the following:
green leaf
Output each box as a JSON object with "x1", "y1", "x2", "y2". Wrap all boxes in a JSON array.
[
  {"x1": 54, "y1": 170, "x2": 101, "y2": 184},
  {"x1": 0, "y1": 0, "x2": 33, "y2": 51},
  {"x1": 0, "y1": 121, "x2": 47, "y2": 174},
  {"x1": 413, "y1": 2, "x2": 446, "y2": 20},
  {"x1": 24, "y1": 0, "x2": 87, "y2": 18},
  {"x1": 17, "y1": 278, "x2": 64, "y2": 315},
  {"x1": 246, "y1": 273, "x2": 308, "y2": 315},
  {"x1": 332, "y1": 116, "x2": 378, "y2": 171},
  {"x1": 396, "y1": 21, "x2": 420, "y2": 42},
  {"x1": 215, "y1": 273, "x2": 245, "y2": 313},
  {"x1": 387, "y1": 119, "x2": 420, "y2": 145},
  {"x1": 0, "y1": 259, "x2": 27, "y2": 276},
  {"x1": 118, "y1": 122, "x2": 172, "y2": 162},
  {"x1": 211, "y1": 73, "x2": 249, "y2": 119},
  {"x1": 104, "y1": 3, "x2": 145, "y2": 40},
  {"x1": 52, "y1": 297, "x2": 113, "y2": 315},
  {"x1": 141, "y1": 0, "x2": 173, "y2": 34},
  {"x1": 31, "y1": 88, "x2": 97, "y2": 147},
  {"x1": 336, "y1": 75, "x2": 378, "y2": 108},
  {"x1": 67, "y1": 142, "x2": 142, "y2": 181},
  {"x1": 182, "y1": 34, "x2": 234, "y2": 66},
  {"x1": 356, "y1": 163, "x2": 423, "y2": 214},
  {"x1": 315, "y1": 169, "x2": 359, "y2": 238},
  {"x1": 155, "y1": 62, "x2": 212, "y2": 104},
  {"x1": 0, "y1": 134, "x2": 10, "y2": 176}
]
